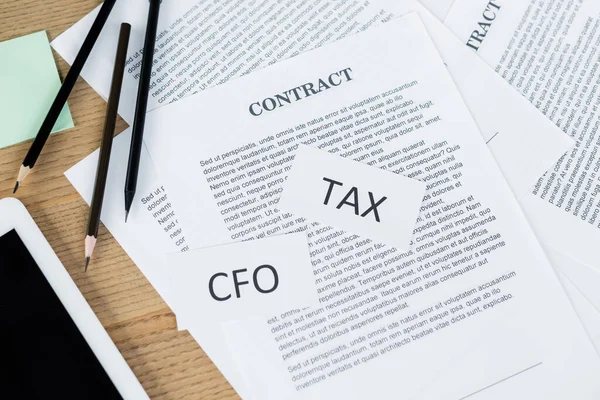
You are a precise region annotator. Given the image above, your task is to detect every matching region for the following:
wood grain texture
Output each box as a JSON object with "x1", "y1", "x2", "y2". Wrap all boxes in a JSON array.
[{"x1": 0, "y1": 1, "x2": 239, "y2": 398}]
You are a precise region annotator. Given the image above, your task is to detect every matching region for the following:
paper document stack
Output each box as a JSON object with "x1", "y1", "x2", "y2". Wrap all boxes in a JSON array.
[{"x1": 54, "y1": 0, "x2": 600, "y2": 398}]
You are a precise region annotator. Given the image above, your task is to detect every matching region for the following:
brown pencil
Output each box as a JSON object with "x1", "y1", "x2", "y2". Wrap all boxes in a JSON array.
[{"x1": 85, "y1": 23, "x2": 131, "y2": 271}]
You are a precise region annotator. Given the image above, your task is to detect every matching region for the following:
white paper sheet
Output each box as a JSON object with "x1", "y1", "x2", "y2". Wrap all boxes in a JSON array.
[
  {"x1": 141, "y1": 14, "x2": 600, "y2": 399},
  {"x1": 548, "y1": 247, "x2": 600, "y2": 315},
  {"x1": 547, "y1": 248, "x2": 600, "y2": 342},
  {"x1": 169, "y1": 232, "x2": 318, "y2": 328},
  {"x1": 280, "y1": 144, "x2": 426, "y2": 251},
  {"x1": 445, "y1": 0, "x2": 600, "y2": 277},
  {"x1": 418, "y1": 0, "x2": 457, "y2": 20},
  {"x1": 566, "y1": 286, "x2": 600, "y2": 351}
]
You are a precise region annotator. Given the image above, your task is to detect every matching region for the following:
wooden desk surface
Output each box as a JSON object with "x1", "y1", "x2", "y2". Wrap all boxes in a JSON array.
[{"x1": 0, "y1": 1, "x2": 239, "y2": 398}]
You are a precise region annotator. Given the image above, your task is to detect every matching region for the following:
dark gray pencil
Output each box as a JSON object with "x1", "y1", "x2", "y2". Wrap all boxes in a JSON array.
[
  {"x1": 85, "y1": 23, "x2": 131, "y2": 272},
  {"x1": 14, "y1": 0, "x2": 118, "y2": 193},
  {"x1": 124, "y1": 0, "x2": 162, "y2": 222}
]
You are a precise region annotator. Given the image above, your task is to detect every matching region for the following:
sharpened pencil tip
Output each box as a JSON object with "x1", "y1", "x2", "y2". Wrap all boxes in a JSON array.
[
  {"x1": 15, "y1": 165, "x2": 31, "y2": 191},
  {"x1": 85, "y1": 257, "x2": 90, "y2": 272},
  {"x1": 124, "y1": 190, "x2": 135, "y2": 223}
]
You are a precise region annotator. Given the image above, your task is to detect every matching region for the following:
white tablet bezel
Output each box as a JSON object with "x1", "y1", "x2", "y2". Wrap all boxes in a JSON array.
[{"x1": 0, "y1": 197, "x2": 149, "y2": 399}]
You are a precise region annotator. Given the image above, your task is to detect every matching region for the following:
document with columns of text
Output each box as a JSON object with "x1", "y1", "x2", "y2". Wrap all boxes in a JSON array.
[
  {"x1": 445, "y1": 0, "x2": 600, "y2": 299},
  {"x1": 411, "y1": 0, "x2": 600, "y2": 319},
  {"x1": 141, "y1": 14, "x2": 600, "y2": 399}
]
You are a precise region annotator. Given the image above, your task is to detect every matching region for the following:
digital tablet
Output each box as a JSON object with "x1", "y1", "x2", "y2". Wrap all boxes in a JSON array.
[{"x1": 0, "y1": 198, "x2": 149, "y2": 399}]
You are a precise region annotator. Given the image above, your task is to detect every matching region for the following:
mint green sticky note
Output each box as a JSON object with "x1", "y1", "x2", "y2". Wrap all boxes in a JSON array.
[{"x1": 0, "y1": 31, "x2": 74, "y2": 149}]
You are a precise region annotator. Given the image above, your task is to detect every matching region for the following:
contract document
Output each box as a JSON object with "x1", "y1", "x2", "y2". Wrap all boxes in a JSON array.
[
  {"x1": 445, "y1": 0, "x2": 600, "y2": 279},
  {"x1": 140, "y1": 14, "x2": 600, "y2": 400}
]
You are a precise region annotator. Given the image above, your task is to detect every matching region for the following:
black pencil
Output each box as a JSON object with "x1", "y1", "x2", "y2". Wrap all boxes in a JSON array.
[
  {"x1": 85, "y1": 23, "x2": 131, "y2": 272},
  {"x1": 123, "y1": 0, "x2": 162, "y2": 222},
  {"x1": 14, "y1": 0, "x2": 118, "y2": 193}
]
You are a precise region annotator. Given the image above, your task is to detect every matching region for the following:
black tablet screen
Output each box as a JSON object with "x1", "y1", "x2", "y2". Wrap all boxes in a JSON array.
[{"x1": 0, "y1": 229, "x2": 124, "y2": 399}]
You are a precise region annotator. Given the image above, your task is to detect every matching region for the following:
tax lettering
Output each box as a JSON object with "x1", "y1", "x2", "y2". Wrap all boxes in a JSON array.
[{"x1": 322, "y1": 177, "x2": 387, "y2": 222}]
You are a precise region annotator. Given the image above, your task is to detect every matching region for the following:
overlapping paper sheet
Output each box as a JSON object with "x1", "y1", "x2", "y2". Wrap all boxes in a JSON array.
[
  {"x1": 444, "y1": 0, "x2": 600, "y2": 309},
  {"x1": 169, "y1": 232, "x2": 320, "y2": 327}
]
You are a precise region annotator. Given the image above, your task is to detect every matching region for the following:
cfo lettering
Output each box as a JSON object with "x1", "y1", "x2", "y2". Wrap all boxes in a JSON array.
[{"x1": 208, "y1": 265, "x2": 279, "y2": 301}]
